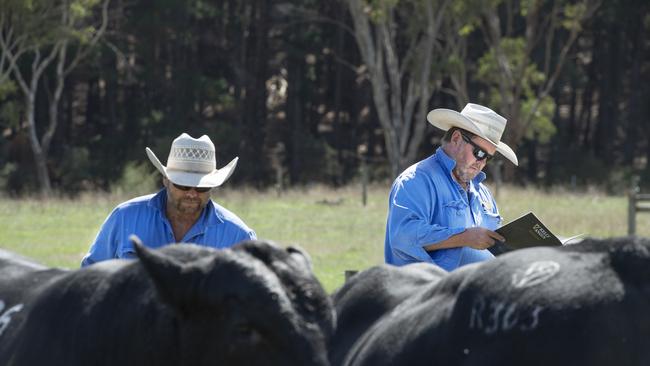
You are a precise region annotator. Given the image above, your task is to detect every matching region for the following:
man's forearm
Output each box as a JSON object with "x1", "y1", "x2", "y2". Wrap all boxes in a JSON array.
[{"x1": 423, "y1": 230, "x2": 468, "y2": 252}]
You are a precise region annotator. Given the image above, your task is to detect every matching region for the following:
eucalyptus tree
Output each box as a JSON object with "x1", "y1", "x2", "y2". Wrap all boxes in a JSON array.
[
  {"x1": 0, "y1": 0, "x2": 109, "y2": 196},
  {"x1": 464, "y1": 0, "x2": 601, "y2": 153},
  {"x1": 347, "y1": 0, "x2": 451, "y2": 177}
]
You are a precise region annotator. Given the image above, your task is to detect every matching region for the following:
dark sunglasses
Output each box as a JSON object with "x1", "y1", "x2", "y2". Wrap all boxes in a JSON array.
[
  {"x1": 172, "y1": 183, "x2": 211, "y2": 193},
  {"x1": 460, "y1": 133, "x2": 494, "y2": 162}
]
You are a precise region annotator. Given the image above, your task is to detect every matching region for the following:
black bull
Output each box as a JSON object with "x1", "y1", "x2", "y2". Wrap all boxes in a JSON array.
[
  {"x1": 0, "y1": 239, "x2": 334, "y2": 366},
  {"x1": 331, "y1": 237, "x2": 650, "y2": 366}
]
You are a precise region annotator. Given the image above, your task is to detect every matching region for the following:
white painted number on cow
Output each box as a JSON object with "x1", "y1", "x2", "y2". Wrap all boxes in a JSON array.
[
  {"x1": 469, "y1": 296, "x2": 543, "y2": 335},
  {"x1": 0, "y1": 300, "x2": 24, "y2": 337},
  {"x1": 511, "y1": 261, "x2": 560, "y2": 289}
]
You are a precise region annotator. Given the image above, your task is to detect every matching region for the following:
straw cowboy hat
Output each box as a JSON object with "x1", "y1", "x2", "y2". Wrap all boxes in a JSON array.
[
  {"x1": 426, "y1": 103, "x2": 518, "y2": 166},
  {"x1": 146, "y1": 133, "x2": 238, "y2": 188}
]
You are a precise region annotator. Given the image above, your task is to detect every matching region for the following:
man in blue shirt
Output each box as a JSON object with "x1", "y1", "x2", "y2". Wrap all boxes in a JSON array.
[
  {"x1": 385, "y1": 103, "x2": 519, "y2": 271},
  {"x1": 81, "y1": 133, "x2": 256, "y2": 266}
]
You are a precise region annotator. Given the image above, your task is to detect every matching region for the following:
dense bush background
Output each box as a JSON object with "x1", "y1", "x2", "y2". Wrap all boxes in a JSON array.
[{"x1": 1, "y1": 0, "x2": 649, "y2": 195}]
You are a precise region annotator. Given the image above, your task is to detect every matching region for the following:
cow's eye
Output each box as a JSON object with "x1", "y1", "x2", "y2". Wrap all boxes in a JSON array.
[{"x1": 234, "y1": 323, "x2": 262, "y2": 344}]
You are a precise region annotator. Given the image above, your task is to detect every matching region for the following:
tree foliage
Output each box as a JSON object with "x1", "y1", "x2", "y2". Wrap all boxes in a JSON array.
[
  {"x1": 0, "y1": 0, "x2": 648, "y2": 194},
  {"x1": 0, "y1": 0, "x2": 109, "y2": 195}
]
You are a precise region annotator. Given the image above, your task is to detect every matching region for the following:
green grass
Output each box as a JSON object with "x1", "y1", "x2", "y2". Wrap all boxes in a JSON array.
[{"x1": 2, "y1": 184, "x2": 649, "y2": 293}]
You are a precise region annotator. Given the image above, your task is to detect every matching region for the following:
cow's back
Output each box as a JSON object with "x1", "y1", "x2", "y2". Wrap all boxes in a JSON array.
[
  {"x1": 330, "y1": 263, "x2": 447, "y2": 365},
  {"x1": 343, "y1": 237, "x2": 650, "y2": 366}
]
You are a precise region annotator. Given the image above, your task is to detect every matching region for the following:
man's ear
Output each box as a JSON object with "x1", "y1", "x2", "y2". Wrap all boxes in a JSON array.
[{"x1": 450, "y1": 129, "x2": 463, "y2": 145}]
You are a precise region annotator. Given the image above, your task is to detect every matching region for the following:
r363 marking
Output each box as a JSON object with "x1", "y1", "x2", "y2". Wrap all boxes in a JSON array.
[{"x1": 469, "y1": 296, "x2": 543, "y2": 335}]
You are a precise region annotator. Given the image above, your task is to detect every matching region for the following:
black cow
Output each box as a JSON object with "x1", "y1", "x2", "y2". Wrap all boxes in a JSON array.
[
  {"x1": 336, "y1": 237, "x2": 650, "y2": 366},
  {"x1": 329, "y1": 263, "x2": 447, "y2": 366},
  {"x1": 0, "y1": 249, "x2": 67, "y2": 346},
  {"x1": 0, "y1": 239, "x2": 334, "y2": 366}
]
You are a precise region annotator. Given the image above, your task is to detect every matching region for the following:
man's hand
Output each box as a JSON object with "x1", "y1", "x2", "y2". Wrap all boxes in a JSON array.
[{"x1": 462, "y1": 227, "x2": 505, "y2": 250}]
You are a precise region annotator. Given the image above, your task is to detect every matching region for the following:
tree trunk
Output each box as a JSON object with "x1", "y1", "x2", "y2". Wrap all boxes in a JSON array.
[
  {"x1": 347, "y1": 0, "x2": 444, "y2": 178},
  {"x1": 623, "y1": 9, "x2": 644, "y2": 165},
  {"x1": 333, "y1": 3, "x2": 345, "y2": 185},
  {"x1": 238, "y1": 0, "x2": 270, "y2": 184},
  {"x1": 25, "y1": 92, "x2": 53, "y2": 196},
  {"x1": 527, "y1": 135, "x2": 538, "y2": 182},
  {"x1": 594, "y1": 23, "x2": 619, "y2": 163},
  {"x1": 287, "y1": 44, "x2": 305, "y2": 185}
]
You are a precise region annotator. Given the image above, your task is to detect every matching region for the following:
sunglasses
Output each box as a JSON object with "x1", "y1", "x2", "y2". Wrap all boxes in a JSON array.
[
  {"x1": 460, "y1": 133, "x2": 494, "y2": 162},
  {"x1": 172, "y1": 183, "x2": 212, "y2": 193}
]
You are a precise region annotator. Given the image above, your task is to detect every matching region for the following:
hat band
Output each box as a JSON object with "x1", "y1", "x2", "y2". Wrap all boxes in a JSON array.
[
  {"x1": 167, "y1": 160, "x2": 214, "y2": 174},
  {"x1": 166, "y1": 146, "x2": 216, "y2": 173},
  {"x1": 169, "y1": 146, "x2": 215, "y2": 161}
]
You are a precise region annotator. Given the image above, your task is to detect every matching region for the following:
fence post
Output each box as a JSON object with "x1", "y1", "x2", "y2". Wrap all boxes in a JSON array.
[
  {"x1": 344, "y1": 270, "x2": 359, "y2": 282},
  {"x1": 358, "y1": 145, "x2": 368, "y2": 206},
  {"x1": 271, "y1": 143, "x2": 286, "y2": 197},
  {"x1": 628, "y1": 176, "x2": 640, "y2": 236},
  {"x1": 361, "y1": 158, "x2": 368, "y2": 206}
]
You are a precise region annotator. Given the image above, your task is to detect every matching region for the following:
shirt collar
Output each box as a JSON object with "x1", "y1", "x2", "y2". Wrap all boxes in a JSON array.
[
  {"x1": 148, "y1": 189, "x2": 167, "y2": 211},
  {"x1": 434, "y1": 146, "x2": 487, "y2": 184}
]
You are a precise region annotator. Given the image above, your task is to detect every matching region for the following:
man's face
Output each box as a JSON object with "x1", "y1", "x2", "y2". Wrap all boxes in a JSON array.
[
  {"x1": 450, "y1": 130, "x2": 496, "y2": 184},
  {"x1": 163, "y1": 178, "x2": 212, "y2": 216}
]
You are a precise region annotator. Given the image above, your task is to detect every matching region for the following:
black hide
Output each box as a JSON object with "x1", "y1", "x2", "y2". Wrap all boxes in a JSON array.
[
  {"x1": 0, "y1": 240, "x2": 334, "y2": 366},
  {"x1": 329, "y1": 263, "x2": 447, "y2": 365},
  {"x1": 336, "y1": 237, "x2": 650, "y2": 366}
]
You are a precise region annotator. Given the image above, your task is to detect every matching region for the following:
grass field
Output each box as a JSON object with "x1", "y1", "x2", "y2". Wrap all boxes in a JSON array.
[{"x1": 2, "y1": 184, "x2": 649, "y2": 292}]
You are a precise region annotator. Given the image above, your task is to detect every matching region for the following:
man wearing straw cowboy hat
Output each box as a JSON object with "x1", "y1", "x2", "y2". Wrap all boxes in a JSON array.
[
  {"x1": 81, "y1": 133, "x2": 256, "y2": 266},
  {"x1": 384, "y1": 103, "x2": 518, "y2": 271}
]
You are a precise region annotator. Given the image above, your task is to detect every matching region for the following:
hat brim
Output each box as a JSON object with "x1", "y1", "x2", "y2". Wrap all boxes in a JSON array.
[
  {"x1": 427, "y1": 108, "x2": 518, "y2": 166},
  {"x1": 146, "y1": 147, "x2": 238, "y2": 187}
]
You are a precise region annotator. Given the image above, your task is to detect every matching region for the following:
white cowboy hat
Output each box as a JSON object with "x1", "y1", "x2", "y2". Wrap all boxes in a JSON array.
[
  {"x1": 427, "y1": 103, "x2": 518, "y2": 166},
  {"x1": 146, "y1": 133, "x2": 238, "y2": 188}
]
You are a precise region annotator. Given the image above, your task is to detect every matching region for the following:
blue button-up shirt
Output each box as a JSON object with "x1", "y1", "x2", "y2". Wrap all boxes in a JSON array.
[
  {"x1": 385, "y1": 147, "x2": 501, "y2": 271},
  {"x1": 81, "y1": 189, "x2": 257, "y2": 266}
]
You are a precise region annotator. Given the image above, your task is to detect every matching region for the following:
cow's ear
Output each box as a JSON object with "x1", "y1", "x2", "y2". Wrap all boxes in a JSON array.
[
  {"x1": 287, "y1": 246, "x2": 313, "y2": 271},
  {"x1": 131, "y1": 235, "x2": 192, "y2": 314}
]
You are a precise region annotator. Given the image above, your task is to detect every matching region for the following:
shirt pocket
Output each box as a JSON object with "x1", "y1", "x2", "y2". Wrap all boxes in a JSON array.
[
  {"x1": 442, "y1": 199, "x2": 468, "y2": 228},
  {"x1": 480, "y1": 205, "x2": 502, "y2": 231}
]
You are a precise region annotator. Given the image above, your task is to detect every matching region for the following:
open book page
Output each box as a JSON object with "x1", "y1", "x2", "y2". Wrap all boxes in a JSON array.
[
  {"x1": 489, "y1": 212, "x2": 583, "y2": 256},
  {"x1": 557, "y1": 233, "x2": 585, "y2": 245}
]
